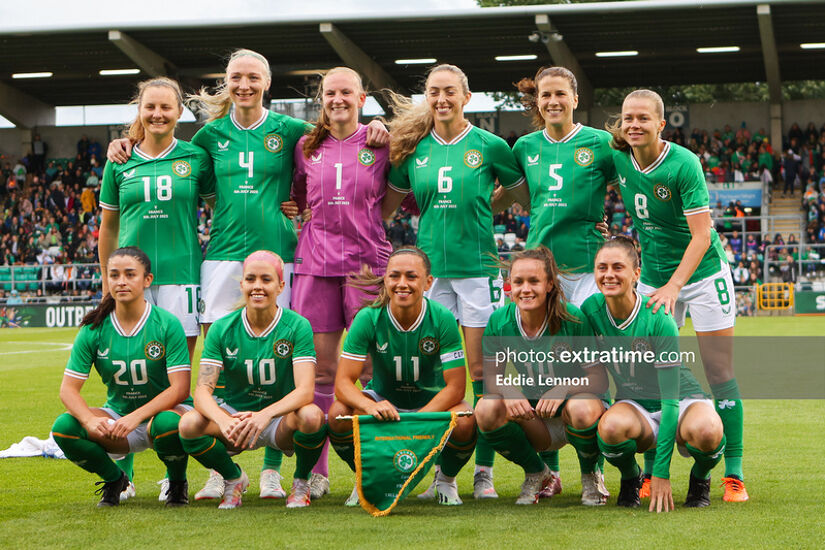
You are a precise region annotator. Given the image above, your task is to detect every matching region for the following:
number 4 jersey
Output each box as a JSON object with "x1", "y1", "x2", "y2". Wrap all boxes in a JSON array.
[
  {"x1": 101, "y1": 139, "x2": 215, "y2": 286},
  {"x1": 199, "y1": 307, "x2": 316, "y2": 412},
  {"x1": 63, "y1": 304, "x2": 192, "y2": 416}
]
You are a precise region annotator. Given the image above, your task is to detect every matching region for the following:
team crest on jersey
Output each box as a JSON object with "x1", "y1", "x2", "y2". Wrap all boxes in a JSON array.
[
  {"x1": 264, "y1": 133, "x2": 284, "y2": 153},
  {"x1": 144, "y1": 341, "x2": 165, "y2": 361},
  {"x1": 463, "y1": 150, "x2": 483, "y2": 169},
  {"x1": 273, "y1": 339, "x2": 293, "y2": 358},
  {"x1": 357, "y1": 148, "x2": 376, "y2": 166},
  {"x1": 172, "y1": 161, "x2": 191, "y2": 177},
  {"x1": 419, "y1": 337, "x2": 439, "y2": 356},
  {"x1": 574, "y1": 147, "x2": 594, "y2": 167},
  {"x1": 551, "y1": 342, "x2": 572, "y2": 358},
  {"x1": 393, "y1": 449, "x2": 418, "y2": 473},
  {"x1": 631, "y1": 338, "x2": 651, "y2": 354},
  {"x1": 654, "y1": 183, "x2": 672, "y2": 201}
]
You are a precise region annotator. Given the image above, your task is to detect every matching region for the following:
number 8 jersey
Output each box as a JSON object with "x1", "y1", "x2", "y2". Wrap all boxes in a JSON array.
[
  {"x1": 612, "y1": 141, "x2": 726, "y2": 288},
  {"x1": 199, "y1": 307, "x2": 316, "y2": 412},
  {"x1": 63, "y1": 304, "x2": 192, "y2": 416},
  {"x1": 101, "y1": 139, "x2": 215, "y2": 286}
]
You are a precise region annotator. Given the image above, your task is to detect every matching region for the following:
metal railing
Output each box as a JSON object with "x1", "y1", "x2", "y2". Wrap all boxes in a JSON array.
[
  {"x1": 0, "y1": 263, "x2": 101, "y2": 296},
  {"x1": 762, "y1": 243, "x2": 825, "y2": 284}
]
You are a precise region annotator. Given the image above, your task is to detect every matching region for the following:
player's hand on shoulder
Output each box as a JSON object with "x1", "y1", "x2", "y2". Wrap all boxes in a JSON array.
[
  {"x1": 365, "y1": 119, "x2": 390, "y2": 148},
  {"x1": 106, "y1": 138, "x2": 133, "y2": 164}
]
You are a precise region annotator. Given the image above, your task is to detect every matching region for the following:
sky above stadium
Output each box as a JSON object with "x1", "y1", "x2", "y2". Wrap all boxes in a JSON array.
[{"x1": 4, "y1": 0, "x2": 479, "y2": 32}]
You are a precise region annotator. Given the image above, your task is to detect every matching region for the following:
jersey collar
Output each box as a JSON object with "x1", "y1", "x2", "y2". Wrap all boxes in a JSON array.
[
  {"x1": 630, "y1": 140, "x2": 670, "y2": 174},
  {"x1": 242, "y1": 306, "x2": 283, "y2": 338},
  {"x1": 430, "y1": 122, "x2": 473, "y2": 146},
  {"x1": 110, "y1": 302, "x2": 151, "y2": 337},
  {"x1": 515, "y1": 307, "x2": 548, "y2": 341},
  {"x1": 542, "y1": 123, "x2": 582, "y2": 144},
  {"x1": 230, "y1": 108, "x2": 268, "y2": 131},
  {"x1": 133, "y1": 139, "x2": 177, "y2": 160},
  {"x1": 387, "y1": 298, "x2": 427, "y2": 333},
  {"x1": 605, "y1": 291, "x2": 642, "y2": 331},
  {"x1": 330, "y1": 123, "x2": 365, "y2": 143}
]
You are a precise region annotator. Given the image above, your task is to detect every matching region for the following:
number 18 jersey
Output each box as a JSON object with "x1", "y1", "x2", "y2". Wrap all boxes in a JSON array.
[{"x1": 100, "y1": 139, "x2": 215, "y2": 285}]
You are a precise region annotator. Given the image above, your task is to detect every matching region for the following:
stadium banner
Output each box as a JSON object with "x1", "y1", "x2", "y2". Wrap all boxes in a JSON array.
[
  {"x1": 794, "y1": 291, "x2": 825, "y2": 315},
  {"x1": 352, "y1": 412, "x2": 457, "y2": 517},
  {"x1": 664, "y1": 105, "x2": 688, "y2": 131},
  {"x1": 0, "y1": 303, "x2": 95, "y2": 328},
  {"x1": 707, "y1": 181, "x2": 762, "y2": 208}
]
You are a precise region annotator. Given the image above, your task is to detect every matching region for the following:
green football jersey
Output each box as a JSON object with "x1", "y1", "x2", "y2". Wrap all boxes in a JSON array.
[
  {"x1": 580, "y1": 292, "x2": 706, "y2": 408},
  {"x1": 100, "y1": 139, "x2": 215, "y2": 285},
  {"x1": 191, "y1": 110, "x2": 308, "y2": 262},
  {"x1": 341, "y1": 298, "x2": 466, "y2": 411},
  {"x1": 64, "y1": 304, "x2": 191, "y2": 416},
  {"x1": 482, "y1": 301, "x2": 603, "y2": 401},
  {"x1": 388, "y1": 124, "x2": 525, "y2": 278},
  {"x1": 613, "y1": 141, "x2": 727, "y2": 287},
  {"x1": 200, "y1": 307, "x2": 316, "y2": 412},
  {"x1": 514, "y1": 125, "x2": 616, "y2": 273}
]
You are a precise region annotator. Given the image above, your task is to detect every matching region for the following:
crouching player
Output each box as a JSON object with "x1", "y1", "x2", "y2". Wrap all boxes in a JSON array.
[
  {"x1": 52, "y1": 246, "x2": 192, "y2": 507},
  {"x1": 178, "y1": 251, "x2": 326, "y2": 509},
  {"x1": 476, "y1": 247, "x2": 610, "y2": 505},
  {"x1": 581, "y1": 237, "x2": 725, "y2": 511},
  {"x1": 328, "y1": 247, "x2": 476, "y2": 506}
]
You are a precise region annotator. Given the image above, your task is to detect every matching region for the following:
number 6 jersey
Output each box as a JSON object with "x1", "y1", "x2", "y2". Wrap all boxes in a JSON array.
[
  {"x1": 199, "y1": 307, "x2": 316, "y2": 412},
  {"x1": 63, "y1": 304, "x2": 192, "y2": 416}
]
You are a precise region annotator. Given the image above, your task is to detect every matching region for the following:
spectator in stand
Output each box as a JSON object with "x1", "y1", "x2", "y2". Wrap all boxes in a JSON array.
[
  {"x1": 780, "y1": 255, "x2": 797, "y2": 284},
  {"x1": 13, "y1": 160, "x2": 26, "y2": 186},
  {"x1": 783, "y1": 147, "x2": 801, "y2": 197},
  {"x1": 788, "y1": 123, "x2": 804, "y2": 146},
  {"x1": 76, "y1": 135, "x2": 90, "y2": 162},
  {"x1": 732, "y1": 261, "x2": 749, "y2": 285}
]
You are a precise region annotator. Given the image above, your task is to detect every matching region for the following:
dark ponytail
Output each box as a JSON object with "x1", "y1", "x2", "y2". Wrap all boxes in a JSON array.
[
  {"x1": 82, "y1": 247, "x2": 151, "y2": 328},
  {"x1": 348, "y1": 246, "x2": 431, "y2": 308}
]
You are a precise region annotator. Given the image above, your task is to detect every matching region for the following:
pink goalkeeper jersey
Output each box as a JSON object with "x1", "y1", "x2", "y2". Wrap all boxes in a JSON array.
[{"x1": 292, "y1": 124, "x2": 392, "y2": 277}]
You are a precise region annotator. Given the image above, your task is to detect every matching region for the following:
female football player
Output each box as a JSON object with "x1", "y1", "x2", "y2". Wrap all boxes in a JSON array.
[
  {"x1": 51, "y1": 247, "x2": 192, "y2": 507},
  {"x1": 385, "y1": 64, "x2": 527, "y2": 498},
  {"x1": 475, "y1": 246, "x2": 609, "y2": 505},
  {"x1": 327, "y1": 247, "x2": 476, "y2": 506},
  {"x1": 178, "y1": 250, "x2": 326, "y2": 509},
  {"x1": 280, "y1": 67, "x2": 394, "y2": 499},
  {"x1": 99, "y1": 77, "x2": 214, "y2": 359},
  {"x1": 607, "y1": 90, "x2": 746, "y2": 502},
  {"x1": 581, "y1": 237, "x2": 726, "y2": 511}
]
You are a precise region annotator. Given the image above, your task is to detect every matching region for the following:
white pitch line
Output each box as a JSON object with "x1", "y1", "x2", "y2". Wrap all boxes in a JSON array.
[{"x1": 0, "y1": 342, "x2": 74, "y2": 355}]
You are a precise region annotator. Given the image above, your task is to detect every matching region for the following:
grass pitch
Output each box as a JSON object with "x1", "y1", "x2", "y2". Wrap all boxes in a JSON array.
[{"x1": 1, "y1": 317, "x2": 823, "y2": 549}]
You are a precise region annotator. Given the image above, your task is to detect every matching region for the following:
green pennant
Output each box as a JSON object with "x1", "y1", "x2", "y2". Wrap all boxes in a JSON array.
[{"x1": 353, "y1": 412, "x2": 457, "y2": 516}]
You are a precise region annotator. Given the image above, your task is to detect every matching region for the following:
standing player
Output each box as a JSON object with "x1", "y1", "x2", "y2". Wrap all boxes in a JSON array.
[
  {"x1": 286, "y1": 67, "x2": 393, "y2": 499},
  {"x1": 178, "y1": 250, "x2": 326, "y2": 509},
  {"x1": 327, "y1": 247, "x2": 476, "y2": 506},
  {"x1": 608, "y1": 90, "x2": 747, "y2": 502},
  {"x1": 107, "y1": 49, "x2": 388, "y2": 500},
  {"x1": 385, "y1": 65, "x2": 527, "y2": 498},
  {"x1": 476, "y1": 247, "x2": 609, "y2": 505},
  {"x1": 512, "y1": 66, "x2": 616, "y2": 306},
  {"x1": 51, "y1": 247, "x2": 192, "y2": 507},
  {"x1": 100, "y1": 77, "x2": 215, "y2": 360},
  {"x1": 581, "y1": 238, "x2": 726, "y2": 510}
]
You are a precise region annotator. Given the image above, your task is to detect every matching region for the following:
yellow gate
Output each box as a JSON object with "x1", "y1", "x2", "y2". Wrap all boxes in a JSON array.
[{"x1": 757, "y1": 283, "x2": 794, "y2": 310}]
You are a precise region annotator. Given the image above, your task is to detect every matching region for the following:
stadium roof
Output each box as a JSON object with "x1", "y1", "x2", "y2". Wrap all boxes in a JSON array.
[{"x1": 1, "y1": 0, "x2": 824, "y2": 127}]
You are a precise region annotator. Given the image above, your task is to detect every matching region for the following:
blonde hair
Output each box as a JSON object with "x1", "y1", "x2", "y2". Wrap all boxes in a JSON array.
[
  {"x1": 303, "y1": 67, "x2": 365, "y2": 158},
  {"x1": 515, "y1": 66, "x2": 578, "y2": 130},
  {"x1": 188, "y1": 49, "x2": 272, "y2": 122},
  {"x1": 126, "y1": 77, "x2": 184, "y2": 142},
  {"x1": 607, "y1": 89, "x2": 665, "y2": 152},
  {"x1": 388, "y1": 64, "x2": 470, "y2": 166}
]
